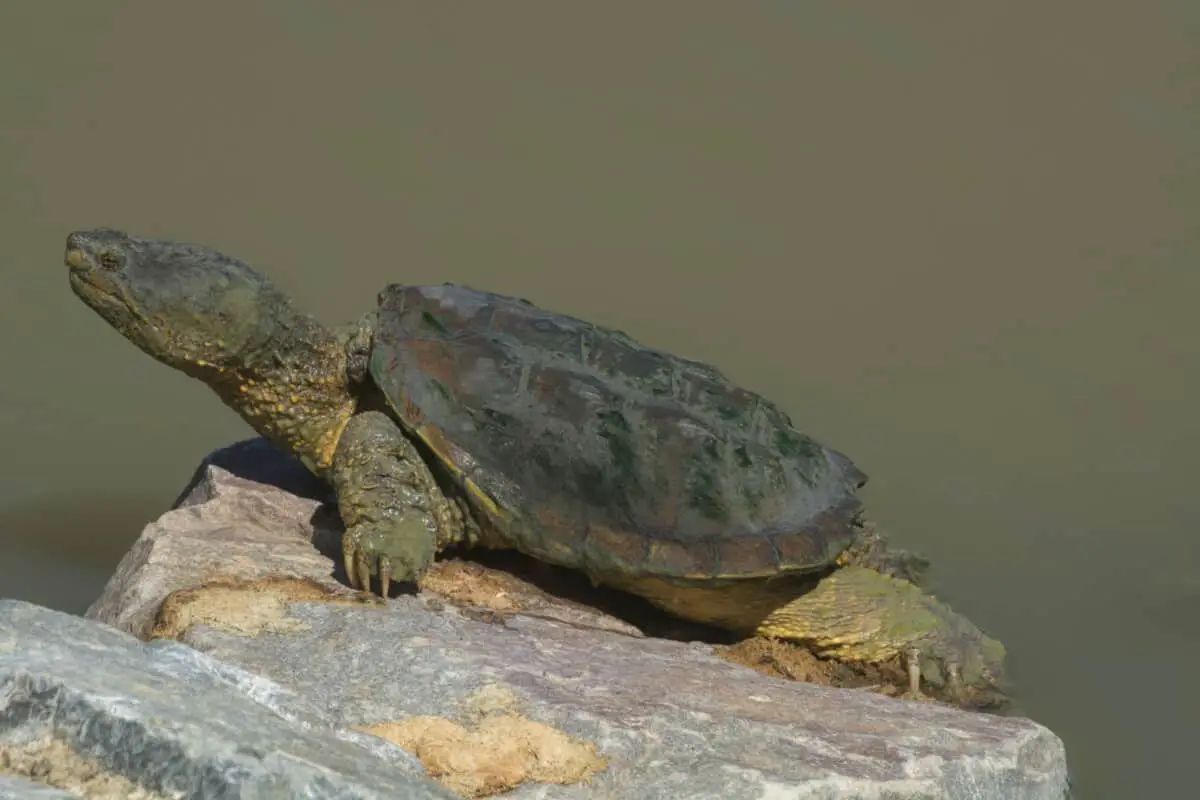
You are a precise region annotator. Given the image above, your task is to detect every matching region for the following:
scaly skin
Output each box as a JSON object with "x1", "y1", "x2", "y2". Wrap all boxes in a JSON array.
[
  {"x1": 756, "y1": 566, "x2": 1007, "y2": 708},
  {"x1": 63, "y1": 229, "x2": 1008, "y2": 708},
  {"x1": 331, "y1": 410, "x2": 468, "y2": 593},
  {"x1": 608, "y1": 549, "x2": 1006, "y2": 709},
  {"x1": 64, "y1": 229, "x2": 459, "y2": 595}
]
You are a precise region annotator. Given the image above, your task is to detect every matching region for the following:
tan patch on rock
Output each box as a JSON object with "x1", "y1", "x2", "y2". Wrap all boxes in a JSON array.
[
  {"x1": 149, "y1": 577, "x2": 381, "y2": 640},
  {"x1": 720, "y1": 637, "x2": 934, "y2": 702},
  {"x1": 0, "y1": 737, "x2": 177, "y2": 799},
  {"x1": 418, "y1": 560, "x2": 545, "y2": 613},
  {"x1": 357, "y1": 684, "x2": 607, "y2": 798},
  {"x1": 459, "y1": 683, "x2": 525, "y2": 717},
  {"x1": 416, "y1": 558, "x2": 647, "y2": 638},
  {"x1": 720, "y1": 637, "x2": 841, "y2": 685}
]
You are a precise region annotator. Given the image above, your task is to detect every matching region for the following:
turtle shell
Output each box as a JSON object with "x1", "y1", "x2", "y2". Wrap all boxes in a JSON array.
[{"x1": 368, "y1": 283, "x2": 867, "y2": 582}]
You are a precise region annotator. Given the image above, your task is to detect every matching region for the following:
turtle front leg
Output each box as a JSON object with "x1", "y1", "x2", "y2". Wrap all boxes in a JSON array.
[
  {"x1": 755, "y1": 566, "x2": 1010, "y2": 708},
  {"x1": 329, "y1": 410, "x2": 465, "y2": 595}
]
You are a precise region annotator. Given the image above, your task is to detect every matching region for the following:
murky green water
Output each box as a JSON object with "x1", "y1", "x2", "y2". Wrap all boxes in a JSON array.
[{"x1": 2, "y1": 4, "x2": 1196, "y2": 796}]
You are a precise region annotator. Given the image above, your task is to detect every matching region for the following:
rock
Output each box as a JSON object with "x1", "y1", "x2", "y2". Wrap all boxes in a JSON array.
[
  {"x1": 0, "y1": 775, "x2": 77, "y2": 799},
  {"x1": 0, "y1": 600, "x2": 452, "y2": 798},
  {"x1": 76, "y1": 438, "x2": 1070, "y2": 799}
]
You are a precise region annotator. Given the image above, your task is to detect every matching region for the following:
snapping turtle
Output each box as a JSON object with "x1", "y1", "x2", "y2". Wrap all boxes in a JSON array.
[{"x1": 64, "y1": 229, "x2": 1007, "y2": 707}]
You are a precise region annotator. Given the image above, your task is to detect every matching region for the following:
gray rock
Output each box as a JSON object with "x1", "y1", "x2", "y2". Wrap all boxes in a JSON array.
[
  {"x1": 85, "y1": 438, "x2": 346, "y2": 641},
  {"x1": 80, "y1": 438, "x2": 1070, "y2": 799},
  {"x1": 0, "y1": 600, "x2": 452, "y2": 799},
  {"x1": 0, "y1": 774, "x2": 77, "y2": 799}
]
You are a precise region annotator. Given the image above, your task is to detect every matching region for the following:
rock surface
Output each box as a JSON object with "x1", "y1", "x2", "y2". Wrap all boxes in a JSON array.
[
  {"x1": 0, "y1": 600, "x2": 451, "y2": 799},
  {"x1": 0, "y1": 775, "x2": 76, "y2": 799},
  {"x1": 61, "y1": 438, "x2": 1072, "y2": 799}
]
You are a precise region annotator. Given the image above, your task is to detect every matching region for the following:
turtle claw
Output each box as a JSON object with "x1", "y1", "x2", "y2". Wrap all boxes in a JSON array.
[
  {"x1": 947, "y1": 663, "x2": 965, "y2": 699},
  {"x1": 340, "y1": 517, "x2": 435, "y2": 596},
  {"x1": 355, "y1": 549, "x2": 372, "y2": 593},
  {"x1": 379, "y1": 557, "x2": 393, "y2": 598},
  {"x1": 907, "y1": 647, "x2": 922, "y2": 696},
  {"x1": 342, "y1": 536, "x2": 360, "y2": 590},
  {"x1": 903, "y1": 648, "x2": 991, "y2": 707}
]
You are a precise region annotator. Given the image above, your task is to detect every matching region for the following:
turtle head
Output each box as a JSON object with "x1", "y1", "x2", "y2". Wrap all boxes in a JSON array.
[{"x1": 65, "y1": 229, "x2": 288, "y2": 375}]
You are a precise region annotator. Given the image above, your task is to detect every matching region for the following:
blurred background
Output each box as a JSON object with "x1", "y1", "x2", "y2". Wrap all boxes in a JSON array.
[{"x1": 1, "y1": 4, "x2": 1196, "y2": 796}]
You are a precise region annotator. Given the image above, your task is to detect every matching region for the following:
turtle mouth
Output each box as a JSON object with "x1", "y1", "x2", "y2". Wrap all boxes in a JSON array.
[
  {"x1": 65, "y1": 252, "x2": 156, "y2": 336},
  {"x1": 67, "y1": 258, "x2": 124, "y2": 308}
]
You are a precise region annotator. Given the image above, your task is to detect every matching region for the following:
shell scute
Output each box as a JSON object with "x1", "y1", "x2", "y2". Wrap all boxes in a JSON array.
[{"x1": 369, "y1": 283, "x2": 866, "y2": 579}]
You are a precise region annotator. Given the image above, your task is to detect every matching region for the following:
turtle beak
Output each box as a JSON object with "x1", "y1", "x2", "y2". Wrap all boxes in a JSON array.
[{"x1": 64, "y1": 233, "x2": 126, "y2": 313}]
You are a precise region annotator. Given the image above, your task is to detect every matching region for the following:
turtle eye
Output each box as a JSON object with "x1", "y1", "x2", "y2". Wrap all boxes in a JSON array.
[{"x1": 98, "y1": 251, "x2": 122, "y2": 270}]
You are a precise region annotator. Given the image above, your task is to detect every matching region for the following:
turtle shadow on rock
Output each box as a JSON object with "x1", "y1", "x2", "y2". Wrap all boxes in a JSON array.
[
  {"x1": 177, "y1": 437, "x2": 731, "y2": 645},
  {"x1": 172, "y1": 437, "x2": 349, "y2": 579},
  {"x1": 173, "y1": 437, "x2": 334, "y2": 508}
]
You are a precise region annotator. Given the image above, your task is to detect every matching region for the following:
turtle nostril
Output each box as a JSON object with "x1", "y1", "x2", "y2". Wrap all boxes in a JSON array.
[
  {"x1": 65, "y1": 247, "x2": 88, "y2": 269},
  {"x1": 64, "y1": 232, "x2": 91, "y2": 269}
]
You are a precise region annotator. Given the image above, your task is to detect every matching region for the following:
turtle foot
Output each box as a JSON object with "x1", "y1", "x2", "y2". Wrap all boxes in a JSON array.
[
  {"x1": 329, "y1": 410, "x2": 464, "y2": 597},
  {"x1": 907, "y1": 647, "x2": 922, "y2": 696},
  {"x1": 754, "y1": 566, "x2": 1009, "y2": 709},
  {"x1": 342, "y1": 516, "x2": 436, "y2": 596}
]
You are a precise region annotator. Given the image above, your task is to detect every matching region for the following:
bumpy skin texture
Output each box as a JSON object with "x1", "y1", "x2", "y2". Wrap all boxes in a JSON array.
[
  {"x1": 64, "y1": 230, "x2": 355, "y2": 476},
  {"x1": 757, "y1": 567, "x2": 1007, "y2": 708},
  {"x1": 64, "y1": 229, "x2": 1008, "y2": 708},
  {"x1": 331, "y1": 410, "x2": 467, "y2": 595},
  {"x1": 63, "y1": 230, "x2": 450, "y2": 600}
]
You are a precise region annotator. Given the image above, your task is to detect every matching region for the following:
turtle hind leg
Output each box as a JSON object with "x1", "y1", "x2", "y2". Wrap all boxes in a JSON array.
[
  {"x1": 329, "y1": 410, "x2": 466, "y2": 595},
  {"x1": 755, "y1": 566, "x2": 1009, "y2": 709}
]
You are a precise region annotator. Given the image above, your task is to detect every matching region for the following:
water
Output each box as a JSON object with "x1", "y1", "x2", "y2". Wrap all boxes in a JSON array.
[{"x1": 2, "y1": 4, "x2": 1197, "y2": 796}]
